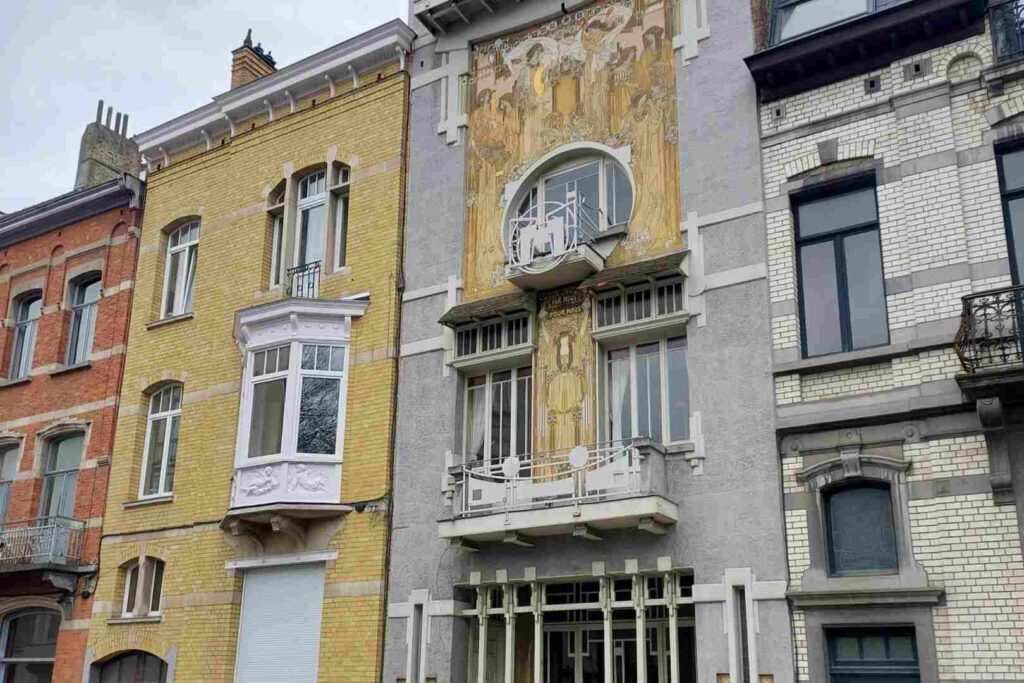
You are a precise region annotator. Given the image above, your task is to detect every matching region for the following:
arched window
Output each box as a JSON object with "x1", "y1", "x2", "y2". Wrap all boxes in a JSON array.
[
  {"x1": 94, "y1": 651, "x2": 167, "y2": 683},
  {"x1": 296, "y1": 170, "x2": 326, "y2": 268},
  {"x1": 508, "y1": 153, "x2": 632, "y2": 269},
  {"x1": 139, "y1": 385, "x2": 182, "y2": 498},
  {"x1": 122, "y1": 557, "x2": 165, "y2": 618},
  {"x1": 0, "y1": 610, "x2": 60, "y2": 681},
  {"x1": 67, "y1": 274, "x2": 102, "y2": 365},
  {"x1": 0, "y1": 443, "x2": 18, "y2": 522},
  {"x1": 825, "y1": 482, "x2": 898, "y2": 576},
  {"x1": 8, "y1": 292, "x2": 42, "y2": 380},
  {"x1": 161, "y1": 220, "x2": 200, "y2": 318},
  {"x1": 40, "y1": 433, "x2": 84, "y2": 520}
]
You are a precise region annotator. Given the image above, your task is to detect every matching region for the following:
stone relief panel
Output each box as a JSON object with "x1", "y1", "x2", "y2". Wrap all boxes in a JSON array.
[
  {"x1": 232, "y1": 460, "x2": 341, "y2": 507},
  {"x1": 463, "y1": 0, "x2": 682, "y2": 300}
]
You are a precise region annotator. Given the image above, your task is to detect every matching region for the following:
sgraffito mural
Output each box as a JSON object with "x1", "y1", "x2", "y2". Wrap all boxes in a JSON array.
[{"x1": 464, "y1": 0, "x2": 682, "y2": 302}]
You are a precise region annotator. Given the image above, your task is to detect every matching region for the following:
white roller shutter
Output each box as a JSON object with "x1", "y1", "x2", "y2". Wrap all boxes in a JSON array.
[{"x1": 235, "y1": 562, "x2": 325, "y2": 683}]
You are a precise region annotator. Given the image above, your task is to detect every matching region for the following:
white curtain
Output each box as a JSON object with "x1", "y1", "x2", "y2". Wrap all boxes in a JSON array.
[
  {"x1": 467, "y1": 384, "x2": 487, "y2": 465},
  {"x1": 608, "y1": 354, "x2": 631, "y2": 442}
]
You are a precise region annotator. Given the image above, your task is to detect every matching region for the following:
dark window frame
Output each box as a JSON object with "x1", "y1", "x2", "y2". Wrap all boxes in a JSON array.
[
  {"x1": 771, "y1": 0, "x2": 877, "y2": 45},
  {"x1": 827, "y1": 626, "x2": 920, "y2": 681},
  {"x1": 995, "y1": 141, "x2": 1024, "y2": 285},
  {"x1": 824, "y1": 480, "x2": 899, "y2": 578},
  {"x1": 793, "y1": 175, "x2": 890, "y2": 358}
]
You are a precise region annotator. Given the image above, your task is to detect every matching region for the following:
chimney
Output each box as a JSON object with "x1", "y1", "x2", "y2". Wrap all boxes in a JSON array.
[
  {"x1": 231, "y1": 29, "x2": 276, "y2": 89},
  {"x1": 74, "y1": 100, "x2": 141, "y2": 190}
]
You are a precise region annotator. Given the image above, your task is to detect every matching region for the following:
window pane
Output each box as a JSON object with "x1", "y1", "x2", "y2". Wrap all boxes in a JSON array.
[
  {"x1": 48, "y1": 435, "x2": 83, "y2": 473},
  {"x1": 607, "y1": 348, "x2": 632, "y2": 441},
  {"x1": 143, "y1": 418, "x2": 167, "y2": 496},
  {"x1": 800, "y1": 240, "x2": 843, "y2": 356},
  {"x1": 330, "y1": 346, "x2": 345, "y2": 372},
  {"x1": 635, "y1": 344, "x2": 662, "y2": 441},
  {"x1": 515, "y1": 369, "x2": 532, "y2": 456},
  {"x1": 0, "y1": 445, "x2": 17, "y2": 480},
  {"x1": 297, "y1": 377, "x2": 340, "y2": 454},
  {"x1": 272, "y1": 216, "x2": 284, "y2": 286},
  {"x1": 335, "y1": 196, "x2": 349, "y2": 268},
  {"x1": 1002, "y1": 149, "x2": 1024, "y2": 192},
  {"x1": 861, "y1": 635, "x2": 886, "y2": 660},
  {"x1": 1006, "y1": 196, "x2": 1024, "y2": 283},
  {"x1": 125, "y1": 565, "x2": 139, "y2": 614},
  {"x1": 545, "y1": 161, "x2": 601, "y2": 237},
  {"x1": 828, "y1": 485, "x2": 898, "y2": 575},
  {"x1": 163, "y1": 416, "x2": 179, "y2": 493},
  {"x1": 301, "y1": 345, "x2": 316, "y2": 369},
  {"x1": 888, "y1": 635, "x2": 915, "y2": 660},
  {"x1": 843, "y1": 230, "x2": 889, "y2": 349},
  {"x1": 776, "y1": 0, "x2": 868, "y2": 42},
  {"x1": 164, "y1": 251, "x2": 180, "y2": 316},
  {"x1": 607, "y1": 162, "x2": 633, "y2": 226},
  {"x1": 5, "y1": 612, "x2": 59, "y2": 658},
  {"x1": 667, "y1": 338, "x2": 690, "y2": 441},
  {"x1": 465, "y1": 381, "x2": 487, "y2": 462},
  {"x1": 249, "y1": 379, "x2": 286, "y2": 457},
  {"x1": 300, "y1": 204, "x2": 326, "y2": 265},
  {"x1": 490, "y1": 372, "x2": 512, "y2": 462},
  {"x1": 149, "y1": 561, "x2": 164, "y2": 613},
  {"x1": 797, "y1": 187, "x2": 877, "y2": 238},
  {"x1": 315, "y1": 345, "x2": 330, "y2": 371},
  {"x1": 182, "y1": 245, "x2": 197, "y2": 313}
]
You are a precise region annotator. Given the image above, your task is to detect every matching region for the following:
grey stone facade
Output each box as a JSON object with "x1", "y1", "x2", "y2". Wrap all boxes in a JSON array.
[{"x1": 384, "y1": 1, "x2": 793, "y2": 681}]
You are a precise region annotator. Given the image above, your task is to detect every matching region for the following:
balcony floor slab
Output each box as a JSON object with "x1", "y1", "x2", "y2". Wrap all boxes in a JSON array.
[{"x1": 437, "y1": 494, "x2": 678, "y2": 543}]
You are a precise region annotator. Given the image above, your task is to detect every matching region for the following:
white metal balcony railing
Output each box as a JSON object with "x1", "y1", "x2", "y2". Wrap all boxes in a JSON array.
[
  {"x1": 457, "y1": 439, "x2": 666, "y2": 517},
  {"x1": 507, "y1": 199, "x2": 601, "y2": 274},
  {"x1": 230, "y1": 458, "x2": 342, "y2": 511},
  {"x1": 0, "y1": 516, "x2": 85, "y2": 568}
]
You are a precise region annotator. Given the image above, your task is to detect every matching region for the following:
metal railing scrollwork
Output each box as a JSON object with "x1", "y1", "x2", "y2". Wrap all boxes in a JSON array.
[{"x1": 954, "y1": 284, "x2": 1024, "y2": 373}]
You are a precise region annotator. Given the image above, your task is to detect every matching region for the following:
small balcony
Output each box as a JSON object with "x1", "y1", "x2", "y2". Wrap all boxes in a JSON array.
[
  {"x1": 229, "y1": 458, "x2": 343, "y2": 518},
  {"x1": 504, "y1": 199, "x2": 622, "y2": 291},
  {"x1": 953, "y1": 284, "x2": 1024, "y2": 398},
  {"x1": 0, "y1": 517, "x2": 85, "y2": 571},
  {"x1": 439, "y1": 439, "x2": 678, "y2": 547},
  {"x1": 991, "y1": 0, "x2": 1024, "y2": 63},
  {"x1": 287, "y1": 260, "x2": 321, "y2": 299}
]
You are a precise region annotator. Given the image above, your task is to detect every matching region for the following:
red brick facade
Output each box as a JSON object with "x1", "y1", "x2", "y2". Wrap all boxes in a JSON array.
[{"x1": 0, "y1": 181, "x2": 140, "y2": 683}]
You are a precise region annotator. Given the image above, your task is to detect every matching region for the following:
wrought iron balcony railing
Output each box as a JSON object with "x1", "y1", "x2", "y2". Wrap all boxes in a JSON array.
[
  {"x1": 0, "y1": 516, "x2": 85, "y2": 569},
  {"x1": 287, "y1": 261, "x2": 321, "y2": 299},
  {"x1": 990, "y1": 0, "x2": 1024, "y2": 63},
  {"x1": 507, "y1": 198, "x2": 602, "y2": 274},
  {"x1": 954, "y1": 284, "x2": 1024, "y2": 373},
  {"x1": 456, "y1": 438, "x2": 666, "y2": 517}
]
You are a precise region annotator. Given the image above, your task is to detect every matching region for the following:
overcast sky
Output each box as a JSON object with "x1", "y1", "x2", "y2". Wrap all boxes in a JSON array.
[{"x1": 0, "y1": 0, "x2": 407, "y2": 213}]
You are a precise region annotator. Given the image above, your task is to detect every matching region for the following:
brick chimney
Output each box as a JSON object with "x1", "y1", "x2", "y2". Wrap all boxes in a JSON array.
[
  {"x1": 231, "y1": 29, "x2": 276, "y2": 89},
  {"x1": 74, "y1": 100, "x2": 141, "y2": 190}
]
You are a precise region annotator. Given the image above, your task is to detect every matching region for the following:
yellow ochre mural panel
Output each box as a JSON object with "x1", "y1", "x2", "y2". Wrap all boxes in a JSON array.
[{"x1": 464, "y1": 0, "x2": 682, "y2": 300}]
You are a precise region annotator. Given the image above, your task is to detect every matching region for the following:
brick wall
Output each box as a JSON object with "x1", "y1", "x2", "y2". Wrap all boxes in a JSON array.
[{"x1": 87, "y1": 71, "x2": 408, "y2": 682}]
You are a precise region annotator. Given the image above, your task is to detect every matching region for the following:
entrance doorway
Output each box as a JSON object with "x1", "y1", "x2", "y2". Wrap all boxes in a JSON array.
[{"x1": 545, "y1": 623, "x2": 696, "y2": 683}]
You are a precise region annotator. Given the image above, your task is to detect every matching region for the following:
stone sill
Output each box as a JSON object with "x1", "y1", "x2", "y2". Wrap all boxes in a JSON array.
[
  {"x1": 49, "y1": 362, "x2": 91, "y2": 377},
  {"x1": 106, "y1": 615, "x2": 163, "y2": 626},
  {"x1": 146, "y1": 312, "x2": 194, "y2": 330},
  {"x1": 773, "y1": 334, "x2": 954, "y2": 377},
  {"x1": 0, "y1": 376, "x2": 30, "y2": 390},
  {"x1": 123, "y1": 495, "x2": 175, "y2": 510},
  {"x1": 788, "y1": 586, "x2": 943, "y2": 608}
]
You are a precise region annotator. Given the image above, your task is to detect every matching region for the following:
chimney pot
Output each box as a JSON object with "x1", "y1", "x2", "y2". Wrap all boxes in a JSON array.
[
  {"x1": 105, "y1": 106, "x2": 113, "y2": 128},
  {"x1": 121, "y1": 114, "x2": 129, "y2": 137},
  {"x1": 231, "y1": 30, "x2": 277, "y2": 89},
  {"x1": 95, "y1": 100, "x2": 103, "y2": 124},
  {"x1": 114, "y1": 112, "x2": 122, "y2": 134},
  {"x1": 75, "y1": 101, "x2": 140, "y2": 190}
]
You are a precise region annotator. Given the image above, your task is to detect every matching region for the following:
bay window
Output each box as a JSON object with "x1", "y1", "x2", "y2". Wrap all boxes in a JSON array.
[
  {"x1": 67, "y1": 275, "x2": 102, "y2": 365},
  {"x1": 243, "y1": 342, "x2": 347, "y2": 459},
  {"x1": 161, "y1": 220, "x2": 199, "y2": 318},
  {"x1": 139, "y1": 385, "x2": 181, "y2": 498},
  {"x1": 605, "y1": 337, "x2": 689, "y2": 445},
  {"x1": 464, "y1": 366, "x2": 532, "y2": 465}
]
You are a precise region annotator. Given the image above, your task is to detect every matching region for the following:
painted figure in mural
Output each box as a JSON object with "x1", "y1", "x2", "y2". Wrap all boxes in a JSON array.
[{"x1": 546, "y1": 331, "x2": 585, "y2": 452}]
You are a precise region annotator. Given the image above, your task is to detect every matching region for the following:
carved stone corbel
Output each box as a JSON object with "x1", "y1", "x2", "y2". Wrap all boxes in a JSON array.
[
  {"x1": 270, "y1": 514, "x2": 307, "y2": 551},
  {"x1": 976, "y1": 397, "x2": 1014, "y2": 505}
]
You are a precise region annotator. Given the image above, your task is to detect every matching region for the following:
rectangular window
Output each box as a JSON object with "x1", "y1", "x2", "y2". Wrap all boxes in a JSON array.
[
  {"x1": 270, "y1": 215, "x2": 284, "y2": 287},
  {"x1": 796, "y1": 184, "x2": 889, "y2": 357},
  {"x1": 998, "y1": 148, "x2": 1024, "y2": 284},
  {"x1": 774, "y1": 0, "x2": 870, "y2": 43},
  {"x1": 162, "y1": 221, "x2": 199, "y2": 318},
  {"x1": 248, "y1": 346, "x2": 289, "y2": 458},
  {"x1": 605, "y1": 337, "x2": 689, "y2": 444},
  {"x1": 464, "y1": 366, "x2": 532, "y2": 465},
  {"x1": 296, "y1": 344, "x2": 345, "y2": 455},
  {"x1": 333, "y1": 193, "x2": 350, "y2": 270},
  {"x1": 454, "y1": 315, "x2": 531, "y2": 359},
  {"x1": 594, "y1": 278, "x2": 684, "y2": 330},
  {"x1": 828, "y1": 628, "x2": 920, "y2": 682}
]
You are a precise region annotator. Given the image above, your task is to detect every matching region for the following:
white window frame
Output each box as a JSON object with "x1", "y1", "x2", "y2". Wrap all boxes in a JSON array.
[
  {"x1": 331, "y1": 166, "x2": 351, "y2": 272},
  {"x1": 601, "y1": 336, "x2": 689, "y2": 446},
  {"x1": 270, "y1": 214, "x2": 284, "y2": 288},
  {"x1": 295, "y1": 171, "x2": 327, "y2": 268},
  {"x1": 239, "y1": 340, "x2": 350, "y2": 464},
  {"x1": 513, "y1": 156, "x2": 632, "y2": 233},
  {"x1": 122, "y1": 557, "x2": 165, "y2": 618},
  {"x1": 454, "y1": 313, "x2": 532, "y2": 359},
  {"x1": 66, "y1": 274, "x2": 102, "y2": 365},
  {"x1": 593, "y1": 277, "x2": 686, "y2": 330},
  {"x1": 138, "y1": 385, "x2": 182, "y2": 499},
  {"x1": 8, "y1": 292, "x2": 42, "y2": 380},
  {"x1": 161, "y1": 220, "x2": 200, "y2": 318},
  {"x1": 462, "y1": 365, "x2": 532, "y2": 466}
]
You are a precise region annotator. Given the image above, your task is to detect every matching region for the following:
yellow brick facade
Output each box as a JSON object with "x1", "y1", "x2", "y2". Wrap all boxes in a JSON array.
[{"x1": 87, "y1": 71, "x2": 408, "y2": 682}]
